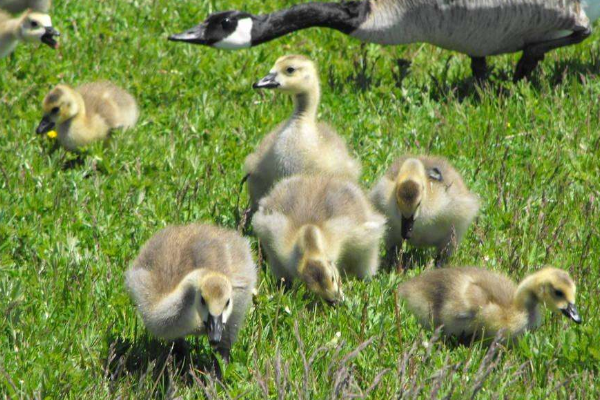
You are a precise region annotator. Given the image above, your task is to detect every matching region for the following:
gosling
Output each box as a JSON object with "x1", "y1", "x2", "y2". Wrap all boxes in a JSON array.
[
  {"x1": 245, "y1": 55, "x2": 361, "y2": 210},
  {"x1": 36, "y1": 82, "x2": 139, "y2": 151},
  {"x1": 370, "y1": 156, "x2": 479, "y2": 267},
  {"x1": 253, "y1": 175, "x2": 386, "y2": 304},
  {"x1": 0, "y1": 9, "x2": 58, "y2": 58},
  {"x1": 0, "y1": 0, "x2": 51, "y2": 14},
  {"x1": 125, "y1": 224, "x2": 257, "y2": 368},
  {"x1": 398, "y1": 267, "x2": 581, "y2": 342}
]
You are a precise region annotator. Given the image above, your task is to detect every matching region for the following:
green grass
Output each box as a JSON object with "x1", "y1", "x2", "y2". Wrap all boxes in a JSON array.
[{"x1": 1, "y1": 0, "x2": 600, "y2": 398}]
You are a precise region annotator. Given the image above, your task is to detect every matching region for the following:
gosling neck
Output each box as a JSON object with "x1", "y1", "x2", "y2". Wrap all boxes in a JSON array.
[
  {"x1": 291, "y1": 84, "x2": 320, "y2": 123},
  {"x1": 513, "y1": 275, "x2": 542, "y2": 329},
  {"x1": 2, "y1": 17, "x2": 20, "y2": 41}
]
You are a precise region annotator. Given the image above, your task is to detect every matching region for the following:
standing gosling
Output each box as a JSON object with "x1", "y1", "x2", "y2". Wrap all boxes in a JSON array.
[
  {"x1": 125, "y1": 224, "x2": 257, "y2": 366},
  {"x1": 398, "y1": 267, "x2": 581, "y2": 342},
  {"x1": 245, "y1": 55, "x2": 361, "y2": 210},
  {"x1": 36, "y1": 82, "x2": 139, "y2": 151},
  {"x1": 253, "y1": 175, "x2": 386, "y2": 304},
  {"x1": 0, "y1": 0, "x2": 51, "y2": 14},
  {"x1": 0, "y1": 9, "x2": 58, "y2": 58},
  {"x1": 371, "y1": 156, "x2": 479, "y2": 267}
]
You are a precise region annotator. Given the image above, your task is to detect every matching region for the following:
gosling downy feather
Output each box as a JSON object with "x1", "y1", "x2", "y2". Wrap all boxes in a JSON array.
[
  {"x1": 37, "y1": 82, "x2": 139, "y2": 151},
  {"x1": 170, "y1": 0, "x2": 599, "y2": 81},
  {"x1": 370, "y1": 155, "x2": 479, "y2": 267},
  {"x1": 253, "y1": 175, "x2": 386, "y2": 304},
  {"x1": 125, "y1": 224, "x2": 257, "y2": 360},
  {"x1": 244, "y1": 55, "x2": 361, "y2": 210},
  {"x1": 0, "y1": 0, "x2": 51, "y2": 14},
  {"x1": 398, "y1": 267, "x2": 581, "y2": 341},
  {"x1": 0, "y1": 9, "x2": 58, "y2": 58}
]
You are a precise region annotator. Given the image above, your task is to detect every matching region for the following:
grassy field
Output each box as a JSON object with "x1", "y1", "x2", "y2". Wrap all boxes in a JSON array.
[{"x1": 1, "y1": 0, "x2": 600, "y2": 398}]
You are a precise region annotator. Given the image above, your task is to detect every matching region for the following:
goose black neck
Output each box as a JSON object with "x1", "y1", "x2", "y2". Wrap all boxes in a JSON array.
[{"x1": 251, "y1": 1, "x2": 370, "y2": 46}]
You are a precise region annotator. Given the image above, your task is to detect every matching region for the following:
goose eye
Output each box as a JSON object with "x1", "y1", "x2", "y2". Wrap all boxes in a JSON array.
[
  {"x1": 200, "y1": 296, "x2": 206, "y2": 305},
  {"x1": 554, "y1": 289, "x2": 564, "y2": 298},
  {"x1": 221, "y1": 18, "x2": 234, "y2": 30},
  {"x1": 286, "y1": 67, "x2": 295, "y2": 74},
  {"x1": 51, "y1": 107, "x2": 59, "y2": 114}
]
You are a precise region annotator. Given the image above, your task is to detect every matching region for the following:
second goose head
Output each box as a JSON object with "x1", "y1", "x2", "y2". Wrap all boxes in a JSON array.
[
  {"x1": 197, "y1": 271, "x2": 234, "y2": 344},
  {"x1": 19, "y1": 12, "x2": 59, "y2": 48},
  {"x1": 395, "y1": 158, "x2": 428, "y2": 239}
]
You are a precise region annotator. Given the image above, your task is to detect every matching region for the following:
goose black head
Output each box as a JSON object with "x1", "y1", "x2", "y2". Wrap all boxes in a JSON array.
[{"x1": 168, "y1": 11, "x2": 255, "y2": 49}]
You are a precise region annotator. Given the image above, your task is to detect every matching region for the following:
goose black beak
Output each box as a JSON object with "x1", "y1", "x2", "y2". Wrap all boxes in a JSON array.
[
  {"x1": 168, "y1": 24, "x2": 208, "y2": 45},
  {"x1": 253, "y1": 73, "x2": 279, "y2": 89},
  {"x1": 41, "y1": 27, "x2": 60, "y2": 49},
  {"x1": 401, "y1": 215, "x2": 415, "y2": 240},
  {"x1": 207, "y1": 314, "x2": 224, "y2": 344},
  {"x1": 36, "y1": 115, "x2": 54, "y2": 134},
  {"x1": 561, "y1": 303, "x2": 582, "y2": 324}
]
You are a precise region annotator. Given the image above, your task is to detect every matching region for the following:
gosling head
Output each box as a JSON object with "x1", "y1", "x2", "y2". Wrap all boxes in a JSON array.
[
  {"x1": 19, "y1": 12, "x2": 59, "y2": 48},
  {"x1": 253, "y1": 55, "x2": 318, "y2": 94},
  {"x1": 395, "y1": 159, "x2": 427, "y2": 240},
  {"x1": 37, "y1": 85, "x2": 79, "y2": 134},
  {"x1": 198, "y1": 272, "x2": 234, "y2": 345},
  {"x1": 168, "y1": 11, "x2": 255, "y2": 49},
  {"x1": 297, "y1": 225, "x2": 344, "y2": 305},
  {"x1": 534, "y1": 268, "x2": 581, "y2": 324}
]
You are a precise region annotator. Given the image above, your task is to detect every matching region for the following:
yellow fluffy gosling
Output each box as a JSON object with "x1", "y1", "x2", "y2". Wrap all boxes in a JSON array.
[
  {"x1": 371, "y1": 155, "x2": 479, "y2": 266},
  {"x1": 398, "y1": 267, "x2": 581, "y2": 342},
  {"x1": 245, "y1": 55, "x2": 361, "y2": 210},
  {"x1": 37, "y1": 82, "x2": 138, "y2": 151}
]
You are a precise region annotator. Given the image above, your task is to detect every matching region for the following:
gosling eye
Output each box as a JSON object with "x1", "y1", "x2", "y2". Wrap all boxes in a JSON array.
[
  {"x1": 51, "y1": 107, "x2": 59, "y2": 114},
  {"x1": 226, "y1": 299, "x2": 231, "y2": 307},
  {"x1": 31, "y1": 21, "x2": 39, "y2": 28},
  {"x1": 554, "y1": 289, "x2": 565, "y2": 298},
  {"x1": 286, "y1": 67, "x2": 295, "y2": 74},
  {"x1": 200, "y1": 296, "x2": 206, "y2": 305}
]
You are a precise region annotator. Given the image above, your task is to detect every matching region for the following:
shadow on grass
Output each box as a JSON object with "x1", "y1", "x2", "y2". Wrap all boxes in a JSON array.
[{"x1": 103, "y1": 333, "x2": 216, "y2": 396}]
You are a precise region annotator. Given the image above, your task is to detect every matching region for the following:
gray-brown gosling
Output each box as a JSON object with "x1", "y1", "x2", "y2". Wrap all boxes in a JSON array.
[
  {"x1": 370, "y1": 156, "x2": 479, "y2": 267},
  {"x1": 125, "y1": 224, "x2": 257, "y2": 368},
  {"x1": 244, "y1": 55, "x2": 361, "y2": 211},
  {"x1": 0, "y1": 9, "x2": 58, "y2": 58},
  {"x1": 0, "y1": 0, "x2": 51, "y2": 14},
  {"x1": 36, "y1": 82, "x2": 139, "y2": 151},
  {"x1": 253, "y1": 175, "x2": 386, "y2": 304},
  {"x1": 398, "y1": 267, "x2": 581, "y2": 342}
]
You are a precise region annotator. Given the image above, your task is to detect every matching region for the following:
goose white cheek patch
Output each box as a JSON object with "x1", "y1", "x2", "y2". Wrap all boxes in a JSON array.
[{"x1": 214, "y1": 18, "x2": 253, "y2": 50}]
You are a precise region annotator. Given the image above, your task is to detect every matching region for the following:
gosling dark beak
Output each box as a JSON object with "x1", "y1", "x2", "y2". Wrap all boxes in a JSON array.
[
  {"x1": 36, "y1": 115, "x2": 54, "y2": 134},
  {"x1": 401, "y1": 215, "x2": 415, "y2": 240},
  {"x1": 561, "y1": 303, "x2": 582, "y2": 324},
  {"x1": 168, "y1": 24, "x2": 208, "y2": 45},
  {"x1": 41, "y1": 27, "x2": 60, "y2": 49},
  {"x1": 206, "y1": 314, "x2": 224, "y2": 344},
  {"x1": 253, "y1": 73, "x2": 280, "y2": 89}
]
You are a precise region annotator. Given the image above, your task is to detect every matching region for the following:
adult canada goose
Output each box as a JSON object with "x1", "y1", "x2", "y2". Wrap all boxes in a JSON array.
[
  {"x1": 0, "y1": 0, "x2": 51, "y2": 14},
  {"x1": 253, "y1": 175, "x2": 386, "y2": 304},
  {"x1": 370, "y1": 155, "x2": 479, "y2": 267},
  {"x1": 398, "y1": 267, "x2": 581, "y2": 341},
  {"x1": 125, "y1": 224, "x2": 257, "y2": 373},
  {"x1": 0, "y1": 9, "x2": 58, "y2": 58},
  {"x1": 244, "y1": 55, "x2": 361, "y2": 210},
  {"x1": 36, "y1": 82, "x2": 139, "y2": 151},
  {"x1": 169, "y1": 0, "x2": 600, "y2": 81}
]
